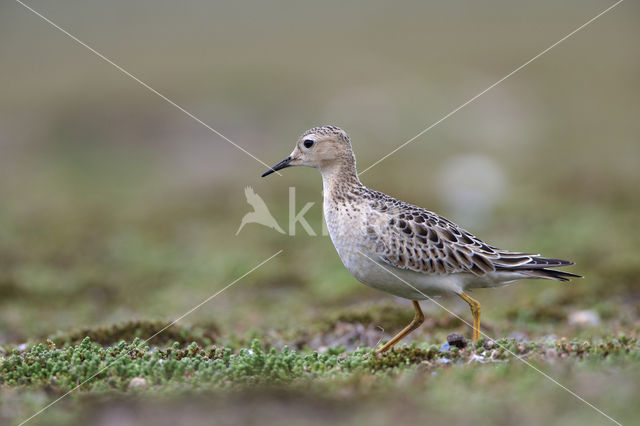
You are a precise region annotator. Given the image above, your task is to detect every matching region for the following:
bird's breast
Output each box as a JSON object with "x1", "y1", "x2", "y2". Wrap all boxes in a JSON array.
[{"x1": 323, "y1": 197, "x2": 385, "y2": 279}]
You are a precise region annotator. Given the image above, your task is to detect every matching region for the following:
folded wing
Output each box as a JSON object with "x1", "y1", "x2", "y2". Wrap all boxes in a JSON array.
[{"x1": 367, "y1": 207, "x2": 581, "y2": 282}]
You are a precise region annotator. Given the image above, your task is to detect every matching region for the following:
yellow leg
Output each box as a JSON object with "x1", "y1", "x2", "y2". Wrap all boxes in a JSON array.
[
  {"x1": 458, "y1": 292, "x2": 481, "y2": 342},
  {"x1": 376, "y1": 301, "x2": 424, "y2": 353}
]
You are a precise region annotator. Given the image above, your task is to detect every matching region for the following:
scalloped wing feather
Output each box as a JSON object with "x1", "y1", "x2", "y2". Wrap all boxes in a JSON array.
[
  {"x1": 367, "y1": 204, "x2": 577, "y2": 279},
  {"x1": 367, "y1": 207, "x2": 498, "y2": 276}
]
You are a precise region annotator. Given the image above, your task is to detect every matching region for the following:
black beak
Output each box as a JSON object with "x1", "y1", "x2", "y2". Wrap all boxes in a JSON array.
[{"x1": 261, "y1": 156, "x2": 292, "y2": 177}]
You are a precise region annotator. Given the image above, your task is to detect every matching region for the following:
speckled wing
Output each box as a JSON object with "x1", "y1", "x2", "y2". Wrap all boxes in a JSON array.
[{"x1": 364, "y1": 202, "x2": 572, "y2": 278}]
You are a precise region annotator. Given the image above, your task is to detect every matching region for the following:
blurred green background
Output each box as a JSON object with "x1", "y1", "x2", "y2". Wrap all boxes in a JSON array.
[{"x1": 1, "y1": 0, "x2": 639, "y2": 424}]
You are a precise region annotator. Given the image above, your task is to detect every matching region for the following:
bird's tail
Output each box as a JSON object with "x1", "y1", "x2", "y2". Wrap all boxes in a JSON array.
[
  {"x1": 518, "y1": 267, "x2": 583, "y2": 282},
  {"x1": 495, "y1": 255, "x2": 582, "y2": 282}
]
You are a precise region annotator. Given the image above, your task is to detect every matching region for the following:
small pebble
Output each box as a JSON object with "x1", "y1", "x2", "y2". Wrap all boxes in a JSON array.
[
  {"x1": 483, "y1": 339, "x2": 495, "y2": 350},
  {"x1": 447, "y1": 333, "x2": 467, "y2": 349},
  {"x1": 128, "y1": 377, "x2": 147, "y2": 390},
  {"x1": 468, "y1": 354, "x2": 485, "y2": 363}
]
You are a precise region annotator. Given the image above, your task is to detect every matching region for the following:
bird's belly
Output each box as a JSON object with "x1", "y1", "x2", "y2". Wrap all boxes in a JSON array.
[
  {"x1": 345, "y1": 253, "x2": 464, "y2": 299},
  {"x1": 345, "y1": 257, "x2": 521, "y2": 300}
]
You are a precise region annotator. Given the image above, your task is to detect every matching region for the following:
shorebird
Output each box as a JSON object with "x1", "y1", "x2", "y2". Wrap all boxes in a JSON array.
[{"x1": 261, "y1": 126, "x2": 580, "y2": 353}]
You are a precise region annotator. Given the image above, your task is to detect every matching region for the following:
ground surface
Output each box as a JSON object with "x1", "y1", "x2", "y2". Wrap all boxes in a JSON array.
[
  {"x1": 1, "y1": 1, "x2": 640, "y2": 425},
  {"x1": 2, "y1": 309, "x2": 639, "y2": 425}
]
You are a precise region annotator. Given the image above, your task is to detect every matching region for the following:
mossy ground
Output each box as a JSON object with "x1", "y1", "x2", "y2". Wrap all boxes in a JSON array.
[
  {"x1": 2, "y1": 320, "x2": 639, "y2": 425},
  {"x1": 6, "y1": 331, "x2": 628, "y2": 393},
  {"x1": 2, "y1": 1, "x2": 640, "y2": 425}
]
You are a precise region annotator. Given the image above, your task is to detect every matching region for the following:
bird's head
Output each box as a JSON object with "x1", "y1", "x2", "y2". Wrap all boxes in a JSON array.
[{"x1": 261, "y1": 126, "x2": 354, "y2": 177}]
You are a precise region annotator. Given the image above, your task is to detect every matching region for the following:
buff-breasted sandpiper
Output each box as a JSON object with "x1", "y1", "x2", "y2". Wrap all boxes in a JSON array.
[{"x1": 262, "y1": 126, "x2": 581, "y2": 353}]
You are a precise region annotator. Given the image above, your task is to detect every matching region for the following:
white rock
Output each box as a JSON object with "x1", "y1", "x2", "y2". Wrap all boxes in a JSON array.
[
  {"x1": 568, "y1": 310, "x2": 601, "y2": 327},
  {"x1": 128, "y1": 377, "x2": 147, "y2": 390},
  {"x1": 437, "y1": 155, "x2": 508, "y2": 227},
  {"x1": 468, "y1": 354, "x2": 486, "y2": 364}
]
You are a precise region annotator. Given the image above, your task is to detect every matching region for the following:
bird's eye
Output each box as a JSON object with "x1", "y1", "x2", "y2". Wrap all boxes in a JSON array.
[{"x1": 303, "y1": 139, "x2": 314, "y2": 148}]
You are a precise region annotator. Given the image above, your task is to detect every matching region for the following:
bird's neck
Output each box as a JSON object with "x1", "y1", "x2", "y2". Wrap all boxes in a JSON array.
[{"x1": 320, "y1": 157, "x2": 363, "y2": 200}]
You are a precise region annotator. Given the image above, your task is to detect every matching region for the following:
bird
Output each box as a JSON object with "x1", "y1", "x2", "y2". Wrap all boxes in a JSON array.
[
  {"x1": 236, "y1": 186, "x2": 285, "y2": 235},
  {"x1": 261, "y1": 126, "x2": 581, "y2": 353}
]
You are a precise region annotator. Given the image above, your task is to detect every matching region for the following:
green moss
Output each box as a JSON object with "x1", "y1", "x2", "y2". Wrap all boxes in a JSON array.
[
  {"x1": 5, "y1": 333, "x2": 636, "y2": 395},
  {"x1": 365, "y1": 345, "x2": 440, "y2": 370}
]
